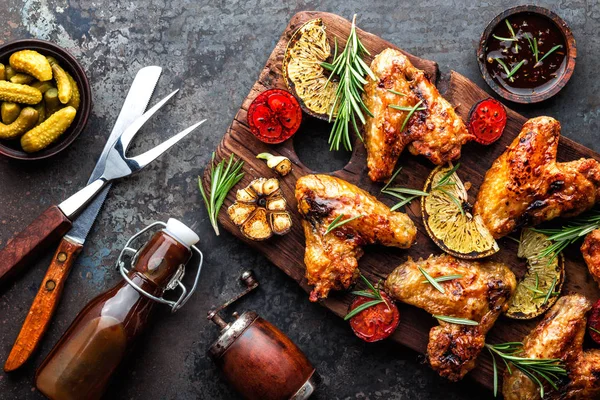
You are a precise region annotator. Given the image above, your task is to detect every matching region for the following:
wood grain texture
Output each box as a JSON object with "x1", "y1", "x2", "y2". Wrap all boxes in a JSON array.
[
  {"x1": 202, "y1": 11, "x2": 600, "y2": 391},
  {"x1": 3, "y1": 236, "x2": 83, "y2": 372},
  {"x1": 0, "y1": 206, "x2": 71, "y2": 287}
]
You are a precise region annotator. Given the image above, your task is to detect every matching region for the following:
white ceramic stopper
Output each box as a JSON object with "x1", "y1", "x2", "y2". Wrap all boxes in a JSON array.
[{"x1": 163, "y1": 218, "x2": 199, "y2": 248}]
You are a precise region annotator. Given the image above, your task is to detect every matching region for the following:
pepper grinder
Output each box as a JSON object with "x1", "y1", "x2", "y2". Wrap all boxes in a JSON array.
[{"x1": 207, "y1": 270, "x2": 318, "y2": 400}]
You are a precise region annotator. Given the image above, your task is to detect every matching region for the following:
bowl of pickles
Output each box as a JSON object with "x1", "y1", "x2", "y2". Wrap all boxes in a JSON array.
[{"x1": 0, "y1": 39, "x2": 91, "y2": 160}]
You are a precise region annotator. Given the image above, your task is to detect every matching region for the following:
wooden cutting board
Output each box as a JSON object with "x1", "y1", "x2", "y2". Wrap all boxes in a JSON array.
[{"x1": 203, "y1": 11, "x2": 600, "y2": 392}]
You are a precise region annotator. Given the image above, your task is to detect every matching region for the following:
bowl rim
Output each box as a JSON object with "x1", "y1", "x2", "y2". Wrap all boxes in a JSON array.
[
  {"x1": 0, "y1": 38, "x2": 91, "y2": 161},
  {"x1": 476, "y1": 5, "x2": 577, "y2": 104}
]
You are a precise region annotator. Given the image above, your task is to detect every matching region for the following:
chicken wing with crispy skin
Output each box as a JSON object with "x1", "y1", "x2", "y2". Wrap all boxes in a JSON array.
[
  {"x1": 581, "y1": 229, "x2": 600, "y2": 287},
  {"x1": 362, "y1": 48, "x2": 473, "y2": 182},
  {"x1": 474, "y1": 116, "x2": 600, "y2": 239},
  {"x1": 385, "y1": 254, "x2": 516, "y2": 381},
  {"x1": 296, "y1": 174, "x2": 416, "y2": 302},
  {"x1": 502, "y1": 294, "x2": 600, "y2": 400}
]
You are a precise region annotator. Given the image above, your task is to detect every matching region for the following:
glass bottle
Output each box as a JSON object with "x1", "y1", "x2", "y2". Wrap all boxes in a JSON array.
[{"x1": 35, "y1": 219, "x2": 200, "y2": 400}]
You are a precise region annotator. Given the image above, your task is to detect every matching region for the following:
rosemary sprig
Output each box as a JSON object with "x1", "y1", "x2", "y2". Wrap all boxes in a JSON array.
[
  {"x1": 486, "y1": 342, "x2": 567, "y2": 398},
  {"x1": 388, "y1": 104, "x2": 427, "y2": 112},
  {"x1": 199, "y1": 153, "x2": 245, "y2": 235},
  {"x1": 495, "y1": 58, "x2": 526, "y2": 82},
  {"x1": 504, "y1": 19, "x2": 520, "y2": 52},
  {"x1": 590, "y1": 326, "x2": 600, "y2": 335},
  {"x1": 400, "y1": 100, "x2": 424, "y2": 132},
  {"x1": 325, "y1": 214, "x2": 363, "y2": 235},
  {"x1": 345, "y1": 274, "x2": 387, "y2": 320},
  {"x1": 387, "y1": 89, "x2": 406, "y2": 96},
  {"x1": 525, "y1": 34, "x2": 539, "y2": 62},
  {"x1": 431, "y1": 163, "x2": 465, "y2": 217},
  {"x1": 420, "y1": 274, "x2": 463, "y2": 284},
  {"x1": 419, "y1": 267, "x2": 446, "y2": 294},
  {"x1": 324, "y1": 14, "x2": 375, "y2": 151},
  {"x1": 533, "y1": 208, "x2": 600, "y2": 261},
  {"x1": 433, "y1": 315, "x2": 479, "y2": 326},
  {"x1": 542, "y1": 276, "x2": 558, "y2": 305},
  {"x1": 380, "y1": 166, "x2": 429, "y2": 211},
  {"x1": 534, "y1": 45, "x2": 563, "y2": 68}
]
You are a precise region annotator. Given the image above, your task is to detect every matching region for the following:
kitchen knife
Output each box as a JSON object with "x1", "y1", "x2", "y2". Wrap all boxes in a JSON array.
[{"x1": 4, "y1": 66, "x2": 163, "y2": 372}]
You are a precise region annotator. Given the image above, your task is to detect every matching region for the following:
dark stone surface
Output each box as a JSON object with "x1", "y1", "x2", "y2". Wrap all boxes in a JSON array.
[{"x1": 0, "y1": 1, "x2": 597, "y2": 399}]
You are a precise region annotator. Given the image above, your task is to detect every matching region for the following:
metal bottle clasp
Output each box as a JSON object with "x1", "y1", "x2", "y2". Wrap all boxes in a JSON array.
[{"x1": 116, "y1": 221, "x2": 204, "y2": 313}]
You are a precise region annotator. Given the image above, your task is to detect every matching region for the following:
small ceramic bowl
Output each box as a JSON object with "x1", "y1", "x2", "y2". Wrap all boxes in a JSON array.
[
  {"x1": 0, "y1": 39, "x2": 91, "y2": 160},
  {"x1": 477, "y1": 5, "x2": 576, "y2": 104}
]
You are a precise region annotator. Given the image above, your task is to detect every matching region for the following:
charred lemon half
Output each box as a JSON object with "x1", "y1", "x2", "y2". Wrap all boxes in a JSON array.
[
  {"x1": 282, "y1": 18, "x2": 338, "y2": 120},
  {"x1": 504, "y1": 228, "x2": 564, "y2": 319},
  {"x1": 227, "y1": 178, "x2": 292, "y2": 241},
  {"x1": 422, "y1": 164, "x2": 499, "y2": 259}
]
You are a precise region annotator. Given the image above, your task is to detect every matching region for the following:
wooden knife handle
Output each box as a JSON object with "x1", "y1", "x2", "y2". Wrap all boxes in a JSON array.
[
  {"x1": 0, "y1": 206, "x2": 71, "y2": 287},
  {"x1": 4, "y1": 237, "x2": 83, "y2": 372}
]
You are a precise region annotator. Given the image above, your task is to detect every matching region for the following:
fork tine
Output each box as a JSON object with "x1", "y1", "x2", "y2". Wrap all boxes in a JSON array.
[
  {"x1": 119, "y1": 89, "x2": 179, "y2": 151},
  {"x1": 129, "y1": 119, "x2": 206, "y2": 170}
]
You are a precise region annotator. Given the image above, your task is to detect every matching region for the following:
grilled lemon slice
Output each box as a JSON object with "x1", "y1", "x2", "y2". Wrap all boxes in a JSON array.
[
  {"x1": 282, "y1": 18, "x2": 338, "y2": 120},
  {"x1": 422, "y1": 164, "x2": 499, "y2": 259},
  {"x1": 504, "y1": 228, "x2": 564, "y2": 319}
]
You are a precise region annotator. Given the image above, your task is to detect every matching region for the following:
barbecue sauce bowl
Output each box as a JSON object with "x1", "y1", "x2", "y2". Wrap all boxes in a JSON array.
[
  {"x1": 0, "y1": 39, "x2": 91, "y2": 160},
  {"x1": 477, "y1": 5, "x2": 576, "y2": 104}
]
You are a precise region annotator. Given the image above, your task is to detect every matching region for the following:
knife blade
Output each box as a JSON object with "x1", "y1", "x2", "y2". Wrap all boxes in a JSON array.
[{"x1": 4, "y1": 66, "x2": 163, "y2": 372}]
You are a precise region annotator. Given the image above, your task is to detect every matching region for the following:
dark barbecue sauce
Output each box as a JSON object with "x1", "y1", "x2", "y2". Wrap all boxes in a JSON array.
[{"x1": 485, "y1": 12, "x2": 566, "y2": 96}]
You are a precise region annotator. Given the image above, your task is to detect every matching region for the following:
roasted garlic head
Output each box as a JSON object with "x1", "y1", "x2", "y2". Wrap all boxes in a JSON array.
[{"x1": 227, "y1": 178, "x2": 292, "y2": 240}]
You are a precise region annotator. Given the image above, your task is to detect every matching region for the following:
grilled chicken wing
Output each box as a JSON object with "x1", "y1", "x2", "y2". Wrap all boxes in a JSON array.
[
  {"x1": 502, "y1": 294, "x2": 600, "y2": 400},
  {"x1": 474, "y1": 116, "x2": 600, "y2": 239},
  {"x1": 296, "y1": 174, "x2": 416, "y2": 301},
  {"x1": 581, "y1": 229, "x2": 600, "y2": 287},
  {"x1": 362, "y1": 48, "x2": 473, "y2": 182},
  {"x1": 385, "y1": 254, "x2": 516, "y2": 381}
]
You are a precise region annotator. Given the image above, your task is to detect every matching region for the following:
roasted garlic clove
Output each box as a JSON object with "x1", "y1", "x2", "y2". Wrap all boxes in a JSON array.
[
  {"x1": 256, "y1": 152, "x2": 292, "y2": 176},
  {"x1": 241, "y1": 208, "x2": 272, "y2": 241},
  {"x1": 227, "y1": 177, "x2": 292, "y2": 241},
  {"x1": 227, "y1": 202, "x2": 256, "y2": 226},
  {"x1": 266, "y1": 194, "x2": 286, "y2": 211},
  {"x1": 270, "y1": 212, "x2": 292, "y2": 235}
]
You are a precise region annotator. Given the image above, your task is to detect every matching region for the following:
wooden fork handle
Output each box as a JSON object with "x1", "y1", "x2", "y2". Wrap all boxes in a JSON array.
[
  {"x1": 4, "y1": 237, "x2": 83, "y2": 372},
  {"x1": 0, "y1": 206, "x2": 71, "y2": 287}
]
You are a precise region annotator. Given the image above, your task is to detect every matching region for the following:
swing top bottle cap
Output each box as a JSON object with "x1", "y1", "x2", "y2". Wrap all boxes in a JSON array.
[{"x1": 163, "y1": 218, "x2": 199, "y2": 248}]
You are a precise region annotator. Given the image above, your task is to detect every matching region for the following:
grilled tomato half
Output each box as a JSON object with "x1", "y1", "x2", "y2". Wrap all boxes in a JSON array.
[
  {"x1": 346, "y1": 291, "x2": 399, "y2": 343},
  {"x1": 247, "y1": 89, "x2": 302, "y2": 144},
  {"x1": 468, "y1": 98, "x2": 507, "y2": 145}
]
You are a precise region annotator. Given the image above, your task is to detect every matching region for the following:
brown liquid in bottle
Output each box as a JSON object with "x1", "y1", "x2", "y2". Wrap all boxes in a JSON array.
[{"x1": 36, "y1": 230, "x2": 192, "y2": 400}]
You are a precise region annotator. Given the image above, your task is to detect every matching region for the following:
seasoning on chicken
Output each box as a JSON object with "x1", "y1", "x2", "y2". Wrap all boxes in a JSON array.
[
  {"x1": 502, "y1": 294, "x2": 600, "y2": 400},
  {"x1": 295, "y1": 174, "x2": 417, "y2": 302},
  {"x1": 385, "y1": 254, "x2": 516, "y2": 381},
  {"x1": 474, "y1": 116, "x2": 600, "y2": 239},
  {"x1": 362, "y1": 48, "x2": 473, "y2": 182}
]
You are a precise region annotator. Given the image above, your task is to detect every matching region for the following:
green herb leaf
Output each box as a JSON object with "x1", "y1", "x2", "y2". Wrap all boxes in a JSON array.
[
  {"x1": 351, "y1": 290, "x2": 380, "y2": 300},
  {"x1": 325, "y1": 14, "x2": 374, "y2": 151},
  {"x1": 344, "y1": 299, "x2": 384, "y2": 320},
  {"x1": 505, "y1": 19, "x2": 519, "y2": 52},
  {"x1": 389, "y1": 104, "x2": 427, "y2": 112},
  {"x1": 381, "y1": 165, "x2": 403, "y2": 193},
  {"x1": 542, "y1": 276, "x2": 558, "y2": 306},
  {"x1": 535, "y1": 45, "x2": 563, "y2": 67},
  {"x1": 492, "y1": 34, "x2": 517, "y2": 42},
  {"x1": 199, "y1": 153, "x2": 245, "y2": 235},
  {"x1": 433, "y1": 163, "x2": 461, "y2": 189},
  {"x1": 325, "y1": 214, "x2": 363, "y2": 235},
  {"x1": 433, "y1": 315, "x2": 479, "y2": 326},
  {"x1": 400, "y1": 100, "x2": 424, "y2": 132},
  {"x1": 420, "y1": 274, "x2": 463, "y2": 284},
  {"x1": 590, "y1": 326, "x2": 600, "y2": 335},
  {"x1": 485, "y1": 342, "x2": 567, "y2": 398},
  {"x1": 387, "y1": 89, "x2": 406, "y2": 96},
  {"x1": 419, "y1": 267, "x2": 446, "y2": 294}
]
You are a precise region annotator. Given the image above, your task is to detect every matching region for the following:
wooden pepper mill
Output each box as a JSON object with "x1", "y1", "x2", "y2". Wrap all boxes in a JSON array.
[{"x1": 207, "y1": 270, "x2": 318, "y2": 400}]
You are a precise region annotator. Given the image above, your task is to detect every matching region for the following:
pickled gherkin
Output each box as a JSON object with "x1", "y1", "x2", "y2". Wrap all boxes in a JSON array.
[
  {"x1": 1, "y1": 102, "x2": 21, "y2": 124},
  {"x1": 10, "y1": 73, "x2": 35, "y2": 85},
  {"x1": 65, "y1": 72, "x2": 80, "y2": 110},
  {"x1": 5, "y1": 65, "x2": 16, "y2": 80},
  {"x1": 0, "y1": 107, "x2": 38, "y2": 139},
  {"x1": 47, "y1": 57, "x2": 71, "y2": 104},
  {"x1": 31, "y1": 81, "x2": 55, "y2": 94},
  {"x1": 44, "y1": 88, "x2": 61, "y2": 116},
  {"x1": 34, "y1": 101, "x2": 46, "y2": 126},
  {"x1": 0, "y1": 81, "x2": 42, "y2": 104},
  {"x1": 9, "y1": 50, "x2": 52, "y2": 81},
  {"x1": 0, "y1": 64, "x2": 5, "y2": 81},
  {"x1": 21, "y1": 106, "x2": 76, "y2": 152}
]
